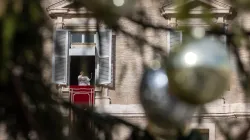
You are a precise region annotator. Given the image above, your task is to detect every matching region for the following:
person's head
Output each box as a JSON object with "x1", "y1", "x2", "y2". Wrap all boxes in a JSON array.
[{"x1": 80, "y1": 71, "x2": 84, "y2": 75}]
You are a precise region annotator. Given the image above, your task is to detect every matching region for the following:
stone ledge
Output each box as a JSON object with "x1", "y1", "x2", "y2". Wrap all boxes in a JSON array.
[
  {"x1": 95, "y1": 97, "x2": 111, "y2": 105},
  {"x1": 95, "y1": 103, "x2": 250, "y2": 118}
]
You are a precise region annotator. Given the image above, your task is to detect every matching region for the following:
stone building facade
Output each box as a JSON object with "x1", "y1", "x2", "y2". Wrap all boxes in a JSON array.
[{"x1": 41, "y1": 0, "x2": 250, "y2": 139}]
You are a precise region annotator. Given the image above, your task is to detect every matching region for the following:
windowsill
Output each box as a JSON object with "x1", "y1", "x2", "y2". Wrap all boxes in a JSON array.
[
  {"x1": 69, "y1": 47, "x2": 95, "y2": 56},
  {"x1": 71, "y1": 43, "x2": 95, "y2": 48}
]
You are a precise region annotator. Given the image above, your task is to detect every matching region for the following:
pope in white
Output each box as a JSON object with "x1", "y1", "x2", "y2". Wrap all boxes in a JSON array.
[{"x1": 78, "y1": 71, "x2": 90, "y2": 86}]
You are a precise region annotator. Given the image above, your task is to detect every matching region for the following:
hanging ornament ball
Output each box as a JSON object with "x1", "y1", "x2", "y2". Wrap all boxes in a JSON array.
[
  {"x1": 166, "y1": 36, "x2": 231, "y2": 105},
  {"x1": 140, "y1": 66, "x2": 197, "y2": 133}
]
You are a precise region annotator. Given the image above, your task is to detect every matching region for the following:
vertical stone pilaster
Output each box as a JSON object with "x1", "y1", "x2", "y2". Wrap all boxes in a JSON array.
[
  {"x1": 167, "y1": 17, "x2": 177, "y2": 28},
  {"x1": 95, "y1": 86, "x2": 111, "y2": 106},
  {"x1": 55, "y1": 17, "x2": 64, "y2": 29}
]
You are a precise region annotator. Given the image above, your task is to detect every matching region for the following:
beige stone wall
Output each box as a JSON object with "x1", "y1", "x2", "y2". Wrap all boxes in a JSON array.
[
  {"x1": 97, "y1": 103, "x2": 250, "y2": 140},
  {"x1": 109, "y1": 2, "x2": 250, "y2": 105},
  {"x1": 0, "y1": 1, "x2": 248, "y2": 140},
  {"x1": 40, "y1": 0, "x2": 250, "y2": 106},
  {"x1": 223, "y1": 11, "x2": 250, "y2": 104},
  {"x1": 42, "y1": 0, "x2": 250, "y2": 105},
  {"x1": 41, "y1": 0, "x2": 61, "y2": 8},
  {"x1": 109, "y1": 0, "x2": 168, "y2": 104},
  {"x1": 41, "y1": 0, "x2": 250, "y2": 139}
]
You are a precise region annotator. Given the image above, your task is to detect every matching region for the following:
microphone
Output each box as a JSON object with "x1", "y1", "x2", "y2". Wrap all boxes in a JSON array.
[{"x1": 90, "y1": 73, "x2": 93, "y2": 80}]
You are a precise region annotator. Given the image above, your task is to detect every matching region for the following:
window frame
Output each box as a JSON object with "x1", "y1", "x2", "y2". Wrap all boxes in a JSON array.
[
  {"x1": 190, "y1": 123, "x2": 215, "y2": 140},
  {"x1": 167, "y1": 30, "x2": 183, "y2": 53},
  {"x1": 193, "y1": 128, "x2": 209, "y2": 140},
  {"x1": 52, "y1": 29, "x2": 115, "y2": 87},
  {"x1": 70, "y1": 31, "x2": 97, "y2": 48}
]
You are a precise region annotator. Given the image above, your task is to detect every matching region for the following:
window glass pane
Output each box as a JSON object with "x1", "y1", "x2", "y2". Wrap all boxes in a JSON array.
[
  {"x1": 71, "y1": 33, "x2": 82, "y2": 43},
  {"x1": 201, "y1": 133, "x2": 209, "y2": 140},
  {"x1": 84, "y1": 33, "x2": 95, "y2": 43},
  {"x1": 194, "y1": 129, "x2": 209, "y2": 140}
]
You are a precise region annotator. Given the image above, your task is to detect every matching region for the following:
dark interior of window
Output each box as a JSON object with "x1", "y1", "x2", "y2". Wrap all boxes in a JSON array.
[
  {"x1": 70, "y1": 56, "x2": 95, "y2": 86},
  {"x1": 71, "y1": 32, "x2": 95, "y2": 43},
  {"x1": 84, "y1": 33, "x2": 95, "y2": 43},
  {"x1": 71, "y1": 33, "x2": 82, "y2": 43},
  {"x1": 194, "y1": 129, "x2": 209, "y2": 140}
]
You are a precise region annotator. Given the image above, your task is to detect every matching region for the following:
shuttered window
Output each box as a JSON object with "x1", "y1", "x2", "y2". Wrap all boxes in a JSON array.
[
  {"x1": 167, "y1": 30, "x2": 183, "y2": 51},
  {"x1": 52, "y1": 29, "x2": 115, "y2": 86},
  {"x1": 52, "y1": 30, "x2": 69, "y2": 85},
  {"x1": 108, "y1": 34, "x2": 116, "y2": 89},
  {"x1": 95, "y1": 29, "x2": 113, "y2": 85}
]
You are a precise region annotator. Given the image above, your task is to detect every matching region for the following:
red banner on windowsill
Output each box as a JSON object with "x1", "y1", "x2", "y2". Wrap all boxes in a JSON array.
[{"x1": 70, "y1": 85, "x2": 94, "y2": 105}]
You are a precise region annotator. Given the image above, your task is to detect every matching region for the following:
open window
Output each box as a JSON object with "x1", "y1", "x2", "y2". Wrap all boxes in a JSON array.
[
  {"x1": 70, "y1": 56, "x2": 95, "y2": 85},
  {"x1": 52, "y1": 30, "x2": 70, "y2": 85},
  {"x1": 52, "y1": 29, "x2": 115, "y2": 87}
]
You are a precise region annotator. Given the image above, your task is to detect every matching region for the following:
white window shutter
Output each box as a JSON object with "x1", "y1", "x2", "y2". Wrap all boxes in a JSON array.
[
  {"x1": 218, "y1": 35, "x2": 229, "y2": 56},
  {"x1": 220, "y1": 35, "x2": 234, "y2": 71},
  {"x1": 52, "y1": 30, "x2": 69, "y2": 84},
  {"x1": 167, "y1": 31, "x2": 183, "y2": 52},
  {"x1": 94, "y1": 33, "x2": 99, "y2": 84},
  {"x1": 95, "y1": 29, "x2": 112, "y2": 85},
  {"x1": 109, "y1": 34, "x2": 116, "y2": 88}
]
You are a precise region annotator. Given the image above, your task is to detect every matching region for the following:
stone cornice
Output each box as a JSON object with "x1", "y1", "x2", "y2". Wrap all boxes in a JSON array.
[
  {"x1": 161, "y1": 9, "x2": 232, "y2": 17},
  {"x1": 160, "y1": 0, "x2": 234, "y2": 19},
  {"x1": 46, "y1": 0, "x2": 73, "y2": 10},
  {"x1": 46, "y1": 0, "x2": 92, "y2": 18},
  {"x1": 47, "y1": 8, "x2": 92, "y2": 18},
  {"x1": 162, "y1": 0, "x2": 231, "y2": 9},
  {"x1": 96, "y1": 103, "x2": 250, "y2": 118}
]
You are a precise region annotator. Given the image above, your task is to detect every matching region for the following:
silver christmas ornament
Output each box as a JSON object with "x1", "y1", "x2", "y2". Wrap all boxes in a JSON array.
[
  {"x1": 139, "y1": 66, "x2": 197, "y2": 133},
  {"x1": 166, "y1": 36, "x2": 231, "y2": 104}
]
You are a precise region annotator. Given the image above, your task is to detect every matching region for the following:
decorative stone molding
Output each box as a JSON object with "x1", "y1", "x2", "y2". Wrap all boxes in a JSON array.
[
  {"x1": 55, "y1": 16, "x2": 64, "y2": 29},
  {"x1": 46, "y1": 0, "x2": 91, "y2": 18},
  {"x1": 96, "y1": 103, "x2": 250, "y2": 118},
  {"x1": 95, "y1": 97, "x2": 111, "y2": 106},
  {"x1": 94, "y1": 103, "x2": 250, "y2": 140},
  {"x1": 95, "y1": 87, "x2": 111, "y2": 106},
  {"x1": 160, "y1": 0, "x2": 235, "y2": 27},
  {"x1": 47, "y1": 1, "x2": 109, "y2": 29},
  {"x1": 47, "y1": 0, "x2": 73, "y2": 9}
]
